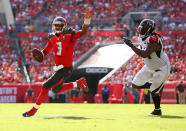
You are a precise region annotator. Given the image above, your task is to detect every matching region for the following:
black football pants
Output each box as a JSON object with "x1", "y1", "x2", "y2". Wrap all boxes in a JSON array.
[{"x1": 43, "y1": 66, "x2": 73, "y2": 93}]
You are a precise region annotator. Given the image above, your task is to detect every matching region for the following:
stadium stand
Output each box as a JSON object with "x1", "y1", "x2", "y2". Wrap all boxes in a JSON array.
[
  {"x1": 0, "y1": 0, "x2": 185, "y2": 103},
  {"x1": 1, "y1": 0, "x2": 185, "y2": 83},
  {"x1": 11, "y1": 0, "x2": 186, "y2": 32},
  {"x1": 11, "y1": 0, "x2": 48, "y2": 23},
  {"x1": 0, "y1": 32, "x2": 23, "y2": 83}
]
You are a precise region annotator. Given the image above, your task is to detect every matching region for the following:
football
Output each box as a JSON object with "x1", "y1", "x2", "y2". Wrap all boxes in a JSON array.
[{"x1": 32, "y1": 48, "x2": 44, "y2": 63}]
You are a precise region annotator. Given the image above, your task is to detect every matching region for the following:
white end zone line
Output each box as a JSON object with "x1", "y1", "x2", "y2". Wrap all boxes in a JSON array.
[{"x1": 0, "y1": 115, "x2": 22, "y2": 118}]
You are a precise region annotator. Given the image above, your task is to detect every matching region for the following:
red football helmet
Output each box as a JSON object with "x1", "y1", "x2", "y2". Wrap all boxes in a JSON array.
[{"x1": 52, "y1": 17, "x2": 67, "y2": 34}]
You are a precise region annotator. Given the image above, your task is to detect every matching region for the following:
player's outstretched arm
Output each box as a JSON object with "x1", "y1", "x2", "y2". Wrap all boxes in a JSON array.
[
  {"x1": 41, "y1": 34, "x2": 54, "y2": 57},
  {"x1": 78, "y1": 7, "x2": 91, "y2": 36},
  {"x1": 123, "y1": 37, "x2": 158, "y2": 58}
]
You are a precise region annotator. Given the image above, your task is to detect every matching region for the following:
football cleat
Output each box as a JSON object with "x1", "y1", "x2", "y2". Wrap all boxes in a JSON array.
[
  {"x1": 22, "y1": 107, "x2": 38, "y2": 117},
  {"x1": 77, "y1": 77, "x2": 89, "y2": 92},
  {"x1": 149, "y1": 109, "x2": 162, "y2": 116}
]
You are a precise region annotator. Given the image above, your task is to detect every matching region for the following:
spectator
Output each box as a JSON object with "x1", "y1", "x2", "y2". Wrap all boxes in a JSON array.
[
  {"x1": 48, "y1": 89, "x2": 55, "y2": 103},
  {"x1": 25, "y1": 87, "x2": 34, "y2": 103},
  {"x1": 175, "y1": 85, "x2": 179, "y2": 104},
  {"x1": 58, "y1": 92, "x2": 66, "y2": 103},
  {"x1": 144, "y1": 89, "x2": 150, "y2": 104},
  {"x1": 0, "y1": 24, "x2": 6, "y2": 32},
  {"x1": 122, "y1": 22, "x2": 130, "y2": 37},
  {"x1": 8, "y1": 24, "x2": 13, "y2": 35},
  {"x1": 176, "y1": 81, "x2": 185, "y2": 104},
  {"x1": 29, "y1": 25, "x2": 35, "y2": 32},
  {"x1": 123, "y1": 83, "x2": 128, "y2": 103},
  {"x1": 132, "y1": 88, "x2": 140, "y2": 104},
  {"x1": 101, "y1": 85, "x2": 109, "y2": 103}
]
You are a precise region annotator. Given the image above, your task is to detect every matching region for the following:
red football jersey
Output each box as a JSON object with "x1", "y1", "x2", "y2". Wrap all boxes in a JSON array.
[{"x1": 43, "y1": 31, "x2": 81, "y2": 67}]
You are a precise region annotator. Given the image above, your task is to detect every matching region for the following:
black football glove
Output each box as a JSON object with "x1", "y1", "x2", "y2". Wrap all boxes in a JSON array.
[{"x1": 123, "y1": 37, "x2": 134, "y2": 48}]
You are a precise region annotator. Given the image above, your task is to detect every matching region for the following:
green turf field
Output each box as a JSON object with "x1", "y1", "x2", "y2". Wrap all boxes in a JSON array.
[{"x1": 0, "y1": 104, "x2": 186, "y2": 131}]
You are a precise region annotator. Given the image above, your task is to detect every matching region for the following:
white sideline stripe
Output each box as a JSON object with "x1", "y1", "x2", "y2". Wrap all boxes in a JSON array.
[
  {"x1": 161, "y1": 99, "x2": 176, "y2": 102},
  {"x1": 0, "y1": 115, "x2": 22, "y2": 118},
  {"x1": 163, "y1": 89, "x2": 175, "y2": 92}
]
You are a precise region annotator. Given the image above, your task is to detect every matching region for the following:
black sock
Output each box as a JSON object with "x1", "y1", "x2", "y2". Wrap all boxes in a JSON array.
[
  {"x1": 140, "y1": 82, "x2": 152, "y2": 89},
  {"x1": 152, "y1": 94, "x2": 160, "y2": 109}
]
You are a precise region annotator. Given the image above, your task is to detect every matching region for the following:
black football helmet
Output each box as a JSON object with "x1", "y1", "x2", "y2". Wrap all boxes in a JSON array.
[{"x1": 137, "y1": 19, "x2": 156, "y2": 39}]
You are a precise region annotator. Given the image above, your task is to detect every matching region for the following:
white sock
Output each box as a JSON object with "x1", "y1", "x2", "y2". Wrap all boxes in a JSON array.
[
  {"x1": 73, "y1": 82, "x2": 77, "y2": 88},
  {"x1": 34, "y1": 104, "x2": 40, "y2": 109}
]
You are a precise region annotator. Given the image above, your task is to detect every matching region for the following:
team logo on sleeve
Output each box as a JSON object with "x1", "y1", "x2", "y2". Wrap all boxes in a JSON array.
[{"x1": 148, "y1": 36, "x2": 158, "y2": 43}]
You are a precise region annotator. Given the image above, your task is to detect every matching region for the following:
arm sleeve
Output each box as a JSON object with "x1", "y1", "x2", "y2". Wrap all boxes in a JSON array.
[
  {"x1": 43, "y1": 41, "x2": 52, "y2": 53},
  {"x1": 71, "y1": 31, "x2": 81, "y2": 42},
  {"x1": 148, "y1": 35, "x2": 159, "y2": 44}
]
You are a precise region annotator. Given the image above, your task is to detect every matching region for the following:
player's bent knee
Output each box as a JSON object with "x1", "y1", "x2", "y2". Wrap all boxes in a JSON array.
[
  {"x1": 52, "y1": 88, "x2": 59, "y2": 94},
  {"x1": 52, "y1": 86, "x2": 62, "y2": 93}
]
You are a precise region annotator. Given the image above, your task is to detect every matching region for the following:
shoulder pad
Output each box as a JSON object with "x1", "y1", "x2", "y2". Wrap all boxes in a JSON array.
[
  {"x1": 148, "y1": 35, "x2": 159, "y2": 44},
  {"x1": 47, "y1": 33, "x2": 55, "y2": 42}
]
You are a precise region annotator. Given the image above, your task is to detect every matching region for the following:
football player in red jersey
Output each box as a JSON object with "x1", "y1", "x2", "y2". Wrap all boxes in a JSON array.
[{"x1": 23, "y1": 8, "x2": 91, "y2": 117}]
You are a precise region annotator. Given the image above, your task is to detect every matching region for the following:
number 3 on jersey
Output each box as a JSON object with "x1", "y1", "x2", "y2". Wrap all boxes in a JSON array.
[{"x1": 56, "y1": 42, "x2": 62, "y2": 56}]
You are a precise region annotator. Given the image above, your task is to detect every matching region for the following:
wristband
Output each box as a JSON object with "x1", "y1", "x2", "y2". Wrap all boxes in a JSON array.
[
  {"x1": 84, "y1": 18, "x2": 91, "y2": 25},
  {"x1": 41, "y1": 50, "x2": 44, "y2": 55}
]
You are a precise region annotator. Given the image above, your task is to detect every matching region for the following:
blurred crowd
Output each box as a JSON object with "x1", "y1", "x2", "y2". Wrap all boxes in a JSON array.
[
  {"x1": 0, "y1": 36, "x2": 23, "y2": 83},
  {"x1": 10, "y1": 0, "x2": 186, "y2": 32},
  {"x1": 164, "y1": 32, "x2": 185, "y2": 81},
  {"x1": 0, "y1": 0, "x2": 185, "y2": 84},
  {"x1": 11, "y1": 0, "x2": 51, "y2": 23}
]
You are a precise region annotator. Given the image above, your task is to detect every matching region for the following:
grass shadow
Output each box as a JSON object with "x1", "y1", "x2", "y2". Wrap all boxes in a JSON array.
[
  {"x1": 40, "y1": 115, "x2": 115, "y2": 121},
  {"x1": 161, "y1": 115, "x2": 185, "y2": 119},
  {"x1": 40, "y1": 115, "x2": 90, "y2": 120}
]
